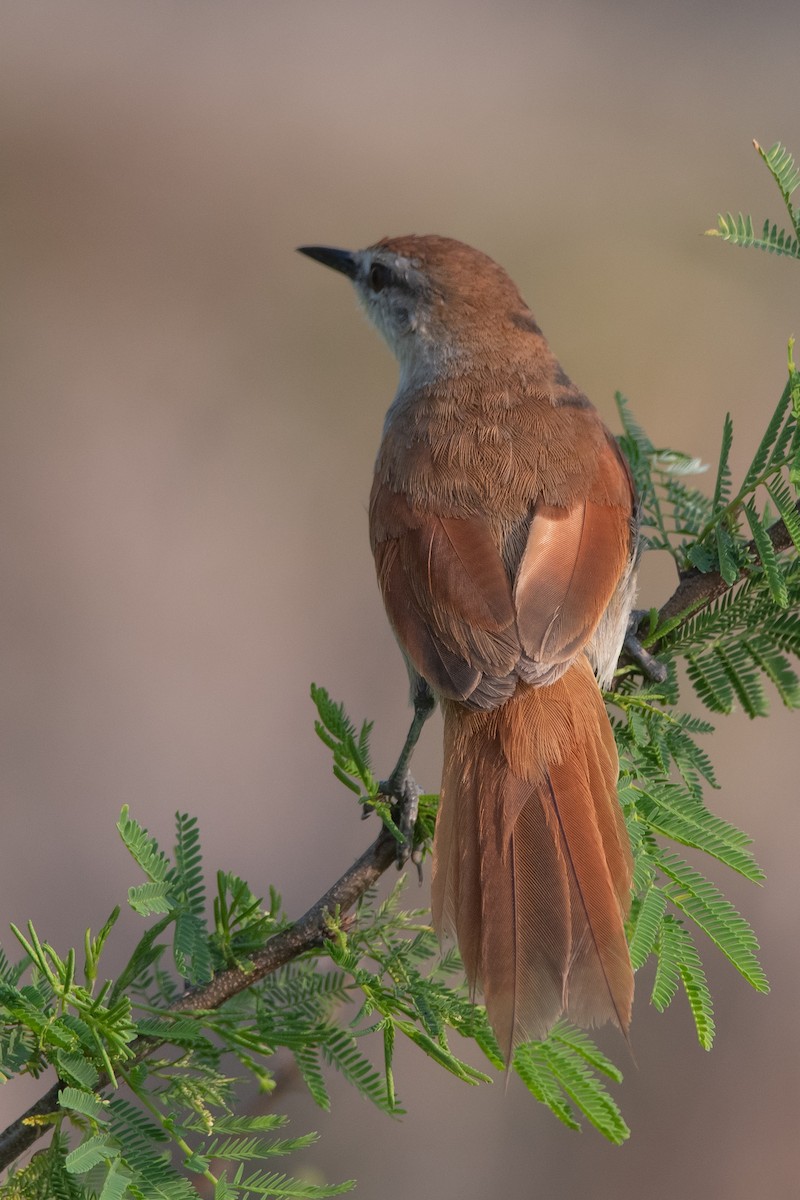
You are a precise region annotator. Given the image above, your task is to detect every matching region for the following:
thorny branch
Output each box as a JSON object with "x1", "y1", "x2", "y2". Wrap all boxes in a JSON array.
[{"x1": 1, "y1": 496, "x2": 798, "y2": 1175}]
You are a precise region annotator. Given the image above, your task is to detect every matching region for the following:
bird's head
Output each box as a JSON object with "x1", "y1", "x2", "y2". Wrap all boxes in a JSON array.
[{"x1": 298, "y1": 235, "x2": 538, "y2": 385}]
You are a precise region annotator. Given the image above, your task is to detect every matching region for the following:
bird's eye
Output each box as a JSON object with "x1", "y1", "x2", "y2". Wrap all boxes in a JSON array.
[{"x1": 367, "y1": 262, "x2": 392, "y2": 293}]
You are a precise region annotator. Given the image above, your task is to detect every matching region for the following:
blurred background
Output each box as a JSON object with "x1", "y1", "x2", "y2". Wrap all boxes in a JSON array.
[{"x1": 1, "y1": 1, "x2": 798, "y2": 1196}]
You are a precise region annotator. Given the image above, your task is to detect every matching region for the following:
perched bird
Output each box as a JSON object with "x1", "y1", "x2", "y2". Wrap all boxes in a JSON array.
[{"x1": 298, "y1": 236, "x2": 638, "y2": 1061}]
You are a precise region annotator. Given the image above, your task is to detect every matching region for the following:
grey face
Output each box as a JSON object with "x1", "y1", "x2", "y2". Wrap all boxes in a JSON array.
[{"x1": 297, "y1": 244, "x2": 436, "y2": 368}]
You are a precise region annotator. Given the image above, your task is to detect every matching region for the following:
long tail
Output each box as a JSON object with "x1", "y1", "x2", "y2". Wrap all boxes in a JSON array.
[{"x1": 431, "y1": 654, "x2": 633, "y2": 1062}]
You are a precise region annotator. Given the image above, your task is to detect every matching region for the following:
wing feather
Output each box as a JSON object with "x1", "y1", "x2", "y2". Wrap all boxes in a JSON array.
[
  {"x1": 370, "y1": 479, "x2": 519, "y2": 699},
  {"x1": 514, "y1": 438, "x2": 634, "y2": 670}
]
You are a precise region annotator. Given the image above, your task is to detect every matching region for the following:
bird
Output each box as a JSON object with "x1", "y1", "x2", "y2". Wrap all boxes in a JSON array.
[{"x1": 298, "y1": 235, "x2": 638, "y2": 1062}]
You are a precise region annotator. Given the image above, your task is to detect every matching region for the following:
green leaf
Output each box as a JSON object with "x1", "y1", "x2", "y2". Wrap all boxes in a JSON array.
[
  {"x1": 768, "y1": 609, "x2": 800, "y2": 657},
  {"x1": 550, "y1": 1024, "x2": 623, "y2": 1083},
  {"x1": 310, "y1": 685, "x2": 376, "y2": 796},
  {"x1": 394, "y1": 1018, "x2": 490, "y2": 1087},
  {"x1": 135, "y1": 1015, "x2": 214, "y2": 1050},
  {"x1": 107, "y1": 1095, "x2": 169, "y2": 1145},
  {"x1": 742, "y1": 638, "x2": 800, "y2": 708},
  {"x1": 677, "y1": 932, "x2": 716, "y2": 1050},
  {"x1": 615, "y1": 392, "x2": 655, "y2": 461},
  {"x1": 117, "y1": 807, "x2": 172, "y2": 883},
  {"x1": 127, "y1": 1156, "x2": 198, "y2": 1200},
  {"x1": 686, "y1": 542, "x2": 715, "y2": 572},
  {"x1": 310, "y1": 685, "x2": 358, "y2": 748},
  {"x1": 712, "y1": 412, "x2": 733, "y2": 512},
  {"x1": 84, "y1": 907, "x2": 121, "y2": 988},
  {"x1": 108, "y1": 1095, "x2": 196, "y2": 1199},
  {"x1": 715, "y1": 524, "x2": 739, "y2": 586},
  {"x1": 766, "y1": 478, "x2": 800, "y2": 554},
  {"x1": 745, "y1": 501, "x2": 788, "y2": 606},
  {"x1": 332, "y1": 764, "x2": 361, "y2": 795},
  {"x1": 174, "y1": 812, "x2": 207, "y2": 918},
  {"x1": 740, "y1": 378, "x2": 794, "y2": 494},
  {"x1": 628, "y1": 886, "x2": 668, "y2": 970},
  {"x1": 686, "y1": 652, "x2": 734, "y2": 713},
  {"x1": 707, "y1": 210, "x2": 800, "y2": 259},
  {"x1": 56, "y1": 1050, "x2": 100, "y2": 1090},
  {"x1": 110, "y1": 913, "x2": 173, "y2": 1003},
  {"x1": 173, "y1": 910, "x2": 213, "y2": 984},
  {"x1": 652, "y1": 917, "x2": 715, "y2": 1047},
  {"x1": 631, "y1": 781, "x2": 764, "y2": 881},
  {"x1": 706, "y1": 210, "x2": 754, "y2": 246},
  {"x1": 0, "y1": 1025, "x2": 38, "y2": 1080},
  {"x1": 513, "y1": 1041, "x2": 581, "y2": 1131},
  {"x1": 716, "y1": 643, "x2": 769, "y2": 718},
  {"x1": 203, "y1": 1115, "x2": 289, "y2": 1134},
  {"x1": 127, "y1": 882, "x2": 175, "y2": 917},
  {"x1": 58, "y1": 1085, "x2": 108, "y2": 1120},
  {"x1": 206, "y1": 1135, "x2": 299, "y2": 1164},
  {"x1": 537, "y1": 1040, "x2": 629, "y2": 1144},
  {"x1": 322, "y1": 1025, "x2": 408, "y2": 1111},
  {"x1": 756, "y1": 140, "x2": 800, "y2": 211},
  {"x1": 0, "y1": 946, "x2": 28, "y2": 987},
  {"x1": 65, "y1": 1132, "x2": 114, "y2": 1174},
  {"x1": 292, "y1": 1044, "x2": 330, "y2": 1111},
  {"x1": 658, "y1": 853, "x2": 769, "y2": 992},
  {"x1": 651, "y1": 915, "x2": 683, "y2": 1010},
  {"x1": 99, "y1": 1161, "x2": 134, "y2": 1200},
  {"x1": 225, "y1": 1167, "x2": 355, "y2": 1197},
  {"x1": 789, "y1": 340, "x2": 800, "y2": 417}
]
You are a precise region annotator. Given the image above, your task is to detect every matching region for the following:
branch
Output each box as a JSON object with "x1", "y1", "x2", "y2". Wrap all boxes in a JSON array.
[
  {"x1": 0, "y1": 826, "x2": 398, "y2": 1174},
  {"x1": 653, "y1": 497, "x2": 800, "y2": 632}
]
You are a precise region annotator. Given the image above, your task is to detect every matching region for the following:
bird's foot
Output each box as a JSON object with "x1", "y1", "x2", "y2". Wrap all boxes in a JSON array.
[
  {"x1": 624, "y1": 610, "x2": 668, "y2": 683},
  {"x1": 375, "y1": 769, "x2": 423, "y2": 880}
]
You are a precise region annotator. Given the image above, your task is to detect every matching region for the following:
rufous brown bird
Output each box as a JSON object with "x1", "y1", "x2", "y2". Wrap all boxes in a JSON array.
[{"x1": 298, "y1": 236, "x2": 638, "y2": 1061}]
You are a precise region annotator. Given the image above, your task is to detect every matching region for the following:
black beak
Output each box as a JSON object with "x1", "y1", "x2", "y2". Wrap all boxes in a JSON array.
[{"x1": 297, "y1": 245, "x2": 359, "y2": 279}]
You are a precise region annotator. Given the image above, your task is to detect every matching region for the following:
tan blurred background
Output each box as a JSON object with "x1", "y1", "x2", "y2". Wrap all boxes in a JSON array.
[{"x1": 1, "y1": 1, "x2": 798, "y2": 1196}]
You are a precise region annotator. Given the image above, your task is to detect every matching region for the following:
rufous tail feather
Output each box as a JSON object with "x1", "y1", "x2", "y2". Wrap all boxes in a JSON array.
[{"x1": 431, "y1": 654, "x2": 633, "y2": 1063}]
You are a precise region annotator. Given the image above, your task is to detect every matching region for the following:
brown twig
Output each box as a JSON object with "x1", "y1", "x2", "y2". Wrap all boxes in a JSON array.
[
  {"x1": 649, "y1": 497, "x2": 800, "y2": 637},
  {"x1": 174, "y1": 826, "x2": 397, "y2": 1013}
]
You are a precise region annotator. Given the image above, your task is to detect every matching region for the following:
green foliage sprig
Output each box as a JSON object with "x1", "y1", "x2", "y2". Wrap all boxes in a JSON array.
[
  {"x1": 707, "y1": 140, "x2": 800, "y2": 261},
  {"x1": 1, "y1": 811, "x2": 357, "y2": 1200},
  {"x1": 608, "y1": 353, "x2": 799, "y2": 1054},
  {"x1": 617, "y1": 350, "x2": 800, "y2": 716}
]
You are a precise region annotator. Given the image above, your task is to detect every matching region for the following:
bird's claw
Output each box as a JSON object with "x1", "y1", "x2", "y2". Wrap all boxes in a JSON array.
[
  {"x1": 377, "y1": 769, "x2": 423, "y2": 880},
  {"x1": 624, "y1": 610, "x2": 668, "y2": 683}
]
